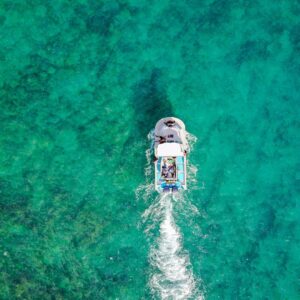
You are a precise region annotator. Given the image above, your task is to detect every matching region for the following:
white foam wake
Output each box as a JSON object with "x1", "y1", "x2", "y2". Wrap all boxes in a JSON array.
[
  {"x1": 138, "y1": 129, "x2": 204, "y2": 299},
  {"x1": 148, "y1": 194, "x2": 198, "y2": 300}
]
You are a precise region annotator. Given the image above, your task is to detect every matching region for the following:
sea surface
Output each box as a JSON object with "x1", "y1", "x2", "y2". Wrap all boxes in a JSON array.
[{"x1": 0, "y1": 0, "x2": 299, "y2": 299}]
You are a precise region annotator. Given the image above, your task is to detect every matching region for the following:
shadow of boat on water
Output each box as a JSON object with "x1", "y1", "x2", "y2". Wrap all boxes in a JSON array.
[{"x1": 121, "y1": 69, "x2": 174, "y2": 173}]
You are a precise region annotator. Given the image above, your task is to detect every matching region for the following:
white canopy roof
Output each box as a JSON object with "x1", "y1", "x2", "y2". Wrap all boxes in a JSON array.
[{"x1": 157, "y1": 143, "x2": 183, "y2": 157}]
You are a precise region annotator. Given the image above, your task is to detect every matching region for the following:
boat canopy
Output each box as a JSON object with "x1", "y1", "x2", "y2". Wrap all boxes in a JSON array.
[{"x1": 157, "y1": 143, "x2": 183, "y2": 157}]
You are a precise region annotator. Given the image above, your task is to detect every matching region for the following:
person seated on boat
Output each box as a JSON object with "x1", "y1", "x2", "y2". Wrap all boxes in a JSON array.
[
  {"x1": 167, "y1": 165, "x2": 175, "y2": 178},
  {"x1": 162, "y1": 166, "x2": 168, "y2": 178},
  {"x1": 167, "y1": 157, "x2": 174, "y2": 163},
  {"x1": 162, "y1": 162, "x2": 168, "y2": 177}
]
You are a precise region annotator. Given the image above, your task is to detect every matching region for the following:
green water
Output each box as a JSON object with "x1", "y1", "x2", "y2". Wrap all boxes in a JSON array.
[{"x1": 1, "y1": 0, "x2": 300, "y2": 299}]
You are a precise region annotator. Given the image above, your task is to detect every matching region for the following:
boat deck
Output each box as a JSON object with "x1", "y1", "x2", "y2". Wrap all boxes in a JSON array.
[{"x1": 155, "y1": 156, "x2": 186, "y2": 192}]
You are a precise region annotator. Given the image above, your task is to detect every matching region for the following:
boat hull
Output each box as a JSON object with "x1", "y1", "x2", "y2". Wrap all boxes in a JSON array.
[{"x1": 154, "y1": 117, "x2": 188, "y2": 193}]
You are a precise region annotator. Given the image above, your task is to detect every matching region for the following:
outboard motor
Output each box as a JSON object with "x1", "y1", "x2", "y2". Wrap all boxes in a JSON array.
[
  {"x1": 172, "y1": 187, "x2": 178, "y2": 193},
  {"x1": 163, "y1": 187, "x2": 172, "y2": 193}
]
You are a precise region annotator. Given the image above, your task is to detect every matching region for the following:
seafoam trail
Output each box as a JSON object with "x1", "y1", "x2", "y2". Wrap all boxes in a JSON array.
[
  {"x1": 137, "y1": 130, "x2": 204, "y2": 300},
  {"x1": 147, "y1": 194, "x2": 198, "y2": 299}
]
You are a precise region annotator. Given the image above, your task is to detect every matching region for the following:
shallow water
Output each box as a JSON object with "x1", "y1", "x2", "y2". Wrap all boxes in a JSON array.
[{"x1": 0, "y1": 0, "x2": 300, "y2": 299}]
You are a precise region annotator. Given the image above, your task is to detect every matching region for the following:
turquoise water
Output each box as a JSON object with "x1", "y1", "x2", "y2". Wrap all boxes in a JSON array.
[{"x1": 1, "y1": 0, "x2": 300, "y2": 299}]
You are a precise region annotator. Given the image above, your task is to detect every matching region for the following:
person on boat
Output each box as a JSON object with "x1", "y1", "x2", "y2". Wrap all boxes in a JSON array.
[
  {"x1": 162, "y1": 167, "x2": 168, "y2": 178},
  {"x1": 161, "y1": 159, "x2": 168, "y2": 177},
  {"x1": 167, "y1": 165, "x2": 175, "y2": 178}
]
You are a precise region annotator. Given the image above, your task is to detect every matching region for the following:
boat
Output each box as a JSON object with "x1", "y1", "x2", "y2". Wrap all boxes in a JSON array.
[{"x1": 154, "y1": 117, "x2": 189, "y2": 193}]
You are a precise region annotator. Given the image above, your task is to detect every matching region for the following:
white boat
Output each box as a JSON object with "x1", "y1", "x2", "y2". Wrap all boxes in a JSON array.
[{"x1": 154, "y1": 117, "x2": 189, "y2": 193}]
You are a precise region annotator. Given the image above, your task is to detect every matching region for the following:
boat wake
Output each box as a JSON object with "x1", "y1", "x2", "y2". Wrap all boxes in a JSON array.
[
  {"x1": 137, "y1": 130, "x2": 204, "y2": 300},
  {"x1": 145, "y1": 194, "x2": 200, "y2": 299}
]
